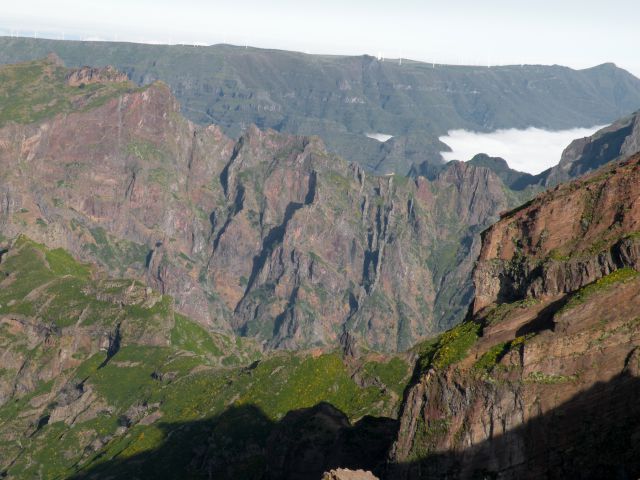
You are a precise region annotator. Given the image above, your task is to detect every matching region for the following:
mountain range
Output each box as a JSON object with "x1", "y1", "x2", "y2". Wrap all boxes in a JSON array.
[
  {"x1": 1, "y1": 44, "x2": 640, "y2": 479},
  {"x1": 2, "y1": 37, "x2": 640, "y2": 175},
  {"x1": 3, "y1": 54, "x2": 640, "y2": 351},
  {"x1": 0, "y1": 55, "x2": 527, "y2": 351}
]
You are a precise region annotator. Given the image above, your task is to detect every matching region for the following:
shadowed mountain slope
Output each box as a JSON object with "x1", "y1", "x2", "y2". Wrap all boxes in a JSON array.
[{"x1": 0, "y1": 236, "x2": 409, "y2": 479}]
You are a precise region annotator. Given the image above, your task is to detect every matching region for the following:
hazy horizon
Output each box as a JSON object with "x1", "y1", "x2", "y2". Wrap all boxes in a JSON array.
[
  {"x1": 0, "y1": 33, "x2": 635, "y2": 78},
  {"x1": 2, "y1": 0, "x2": 639, "y2": 77}
]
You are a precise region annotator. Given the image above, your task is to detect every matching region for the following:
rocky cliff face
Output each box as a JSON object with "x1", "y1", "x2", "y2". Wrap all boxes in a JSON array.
[
  {"x1": 388, "y1": 153, "x2": 640, "y2": 479},
  {"x1": 537, "y1": 110, "x2": 640, "y2": 187},
  {"x1": 0, "y1": 57, "x2": 517, "y2": 351},
  {"x1": 474, "y1": 153, "x2": 640, "y2": 312},
  {"x1": 65, "y1": 64, "x2": 130, "y2": 86}
]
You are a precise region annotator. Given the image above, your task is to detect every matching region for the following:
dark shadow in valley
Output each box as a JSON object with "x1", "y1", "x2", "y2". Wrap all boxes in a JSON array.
[
  {"x1": 212, "y1": 183, "x2": 245, "y2": 254},
  {"x1": 14, "y1": 361, "x2": 640, "y2": 480},
  {"x1": 64, "y1": 400, "x2": 396, "y2": 480},
  {"x1": 387, "y1": 371, "x2": 640, "y2": 480}
]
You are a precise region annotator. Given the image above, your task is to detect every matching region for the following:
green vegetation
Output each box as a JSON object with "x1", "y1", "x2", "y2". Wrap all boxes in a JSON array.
[
  {"x1": 234, "y1": 353, "x2": 392, "y2": 421},
  {"x1": 473, "y1": 342, "x2": 510, "y2": 373},
  {"x1": 559, "y1": 267, "x2": 640, "y2": 314},
  {"x1": 0, "y1": 57, "x2": 136, "y2": 127},
  {"x1": 525, "y1": 371, "x2": 579, "y2": 384},
  {"x1": 0, "y1": 237, "x2": 409, "y2": 479},
  {"x1": 147, "y1": 167, "x2": 172, "y2": 188},
  {"x1": 408, "y1": 416, "x2": 451, "y2": 461},
  {"x1": 362, "y1": 356, "x2": 411, "y2": 396},
  {"x1": 127, "y1": 141, "x2": 168, "y2": 163},
  {"x1": 171, "y1": 313, "x2": 223, "y2": 358},
  {"x1": 548, "y1": 248, "x2": 571, "y2": 262},
  {"x1": 83, "y1": 225, "x2": 149, "y2": 274},
  {"x1": 45, "y1": 246, "x2": 91, "y2": 278},
  {"x1": 415, "y1": 321, "x2": 481, "y2": 372},
  {"x1": 472, "y1": 335, "x2": 529, "y2": 374},
  {"x1": 484, "y1": 297, "x2": 540, "y2": 326}
]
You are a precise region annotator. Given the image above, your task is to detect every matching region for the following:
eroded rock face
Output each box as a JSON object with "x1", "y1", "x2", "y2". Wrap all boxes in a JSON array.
[
  {"x1": 474, "y1": 154, "x2": 640, "y2": 313},
  {"x1": 389, "y1": 154, "x2": 640, "y2": 479},
  {"x1": 390, "y1": 281, "x2": 640, "y2": 479},
  {"x1": 0, "y1": 58, "x2": 517, "y2": 351}
]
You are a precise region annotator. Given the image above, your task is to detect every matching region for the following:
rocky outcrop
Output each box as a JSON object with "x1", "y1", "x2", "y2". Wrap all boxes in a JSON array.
[
  {"x1": 389, "y1": 275, "x2": 640, "y2": 478},
  {"x1": 466, "y1": 153, "x2": 535, "y2": 190},
  {"x1": 66, "y1": 65, "x2": 130, "y2": 86},
  {"x1": 474, "y1": 153, "x2": 640, "y2": 313},
  {"x1": 323, "y1": 469, "x2": 379, "y2": 480},
  {"x1": 389, "y1": 153, "x2": 640, "y2": 479}
]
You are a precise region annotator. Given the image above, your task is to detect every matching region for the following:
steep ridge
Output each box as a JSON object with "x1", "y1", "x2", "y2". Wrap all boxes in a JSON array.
[
  {"x1": 388, "y1": 153, "x2": 640, "y2": 479},
  {"x1": 0, "y1": 57, "x2": 519, "y2": 351},
  {"x1": 474, "y1": 152, "x2": 640, "y2": 311},
  {"x1": 2, "y1": 37, "x2": 640, "y2": 174},
  {"x1": 535, "y1": 110, "x2": 640, "y2": 186},
  {"x1": 458, "y1": 111, "x2": 640, "y2": 194}
]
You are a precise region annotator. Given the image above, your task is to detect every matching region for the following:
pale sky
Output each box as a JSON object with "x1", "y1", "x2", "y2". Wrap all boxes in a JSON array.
[{"x1": 2, "y1": 0, "x2": 639, "y2": 76}]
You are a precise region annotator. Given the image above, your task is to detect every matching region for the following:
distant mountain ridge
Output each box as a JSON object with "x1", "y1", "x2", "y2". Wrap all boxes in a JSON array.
[
  {"x1": 1, "y1": 37, "x2": 640, "y2": 175},
  {"x1": 535, "y1": 109, "x2": 640, "y2": 186},
  {"x1": 453, "y1": 112, "x2": 640, "y2": 191}
]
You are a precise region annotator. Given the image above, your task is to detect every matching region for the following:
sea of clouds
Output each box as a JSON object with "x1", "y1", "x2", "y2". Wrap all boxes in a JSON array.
[{"x1": 439, "y1": 125, "x2": 605, "y2": 175}]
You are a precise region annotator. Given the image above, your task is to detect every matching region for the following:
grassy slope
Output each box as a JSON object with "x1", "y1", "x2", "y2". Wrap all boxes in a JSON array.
[
  {"x1": 0, "y1": 237, "x2": 411, "y2": 479},
  {"x1": 0, "y1": 57, "x2": 138, "y2": 128}
]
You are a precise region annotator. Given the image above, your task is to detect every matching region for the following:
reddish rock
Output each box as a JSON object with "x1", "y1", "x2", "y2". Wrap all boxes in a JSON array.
[
  {"x1": 0, "y1": 58, "x2": 516, "y2": 351},
  {"x1": 390, "y1": 154, "x2": 640, "y2": 479},
  {"x1": 66, "y1": 65, "x2": 130, "y2": 86}
]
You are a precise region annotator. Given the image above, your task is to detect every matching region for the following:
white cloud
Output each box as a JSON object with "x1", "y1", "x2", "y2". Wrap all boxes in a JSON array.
[
  {"x1": 365, "y1": 133, "x2": 394, "y2": 142},
  {"x1": 439, "y1": 125, "x2": 605, "y2": 174}
]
